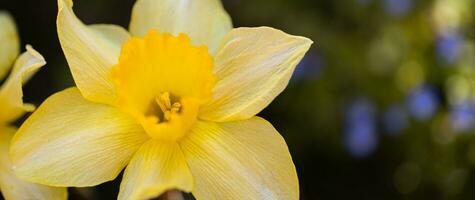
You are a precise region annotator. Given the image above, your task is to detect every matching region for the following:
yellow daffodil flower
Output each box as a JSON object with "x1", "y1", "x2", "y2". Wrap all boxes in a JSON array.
[
  {"x1": 0, "y1": 11, "x2": 67, "y2": 200},
  {"x1": 10, "y1": 0, "x2": 312, "y2": 199}
]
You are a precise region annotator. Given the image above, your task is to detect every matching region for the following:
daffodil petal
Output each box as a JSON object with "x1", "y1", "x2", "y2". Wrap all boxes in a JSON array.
[
  {"x1": 129, "y1": 0, "x2": 232, "y2": 55},
  {"x1": 57, "y1": 0, "x2": 130, "y2": 105},
  {"x1": 0, "y1": 46, "x2": 45, "y2": 123},
  {"x1": 118, "y1": 141, "x2": 193, "y2": 200},
  {"x1": 0, "y1": 11, "x2": 19, "y2": 81},
  {"x1": 181, "y1": 117, "x2": 299, "y2": 200},
  {"x1": 199, "y1": 27, "x2": 312, "y2": 122},
  {"x1": 0, "y1": 126, "x2": 67, "y2": 200},
  {"x1": 10, "y1": 88, "x2": 148, "y2": 187},
  {"x1": 89, "y1": 24, "x2": 131, "y2": 56}
]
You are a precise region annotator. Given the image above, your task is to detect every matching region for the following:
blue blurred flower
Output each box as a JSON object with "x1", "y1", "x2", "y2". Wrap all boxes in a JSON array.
[
  {"x1": 383, "y1": 104, "x2": 409, "y2": 135},
  {"x1": 383, "y1": 0, "x2": 413, "y2": 17},
  {"x1": 407, "y1": 84, "x2": 439, "y2": 121},
  {"x1": 292, "y1": 51, "x2": 324, "y2": 81},
  {"x1": 450, "y1": 101, "x2": 475, "y2": 133},
  {"x1": 436, "y1": 29, "x2": 464, "y2": 65},
  {"x1": 344, "y1": 98, "x2": 378, "y2": 158}
]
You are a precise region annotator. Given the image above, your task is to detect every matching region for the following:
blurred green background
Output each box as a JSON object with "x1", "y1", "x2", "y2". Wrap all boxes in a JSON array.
[{"x1": 1, "y1": 0, "x2": 475, "y2": 199}]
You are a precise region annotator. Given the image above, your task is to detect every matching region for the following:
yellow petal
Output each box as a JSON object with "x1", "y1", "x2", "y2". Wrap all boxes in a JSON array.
[
  {"x1": 57, "y1": 0, "x2": 130, "y2": 105},
  {"x1": 181, "y1": 117, "x2": 299, "y2": 200},
  {"x1": 199, "y1": 27, "x2": 312, "y2": 122},
  {"x1": 0, "y1": 126, "x2": 67, "y2": 200},
  {"x1": 0, "y1": 46, "x2": 45, "y2": 123},
  {"x1": 10, "y1": 88, "x2": 148, "y2": 187},
  {"x1": 118, "y1": 140, "x2": 193, "y2": 200},
  {"x1": 0, "y1": 11, "x2": 19, "y2": 81},
  {"x1": 89, "y1": 24, "x2": 131, "y2": 54},
  {"x1": 129, "y1": 0, "x2": 232, "y2": 55}
]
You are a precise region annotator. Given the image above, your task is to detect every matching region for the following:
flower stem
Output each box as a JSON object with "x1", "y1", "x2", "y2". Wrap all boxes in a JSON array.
[{"x1": 163, "y1": 190, "x2": 185, "y2": 200}]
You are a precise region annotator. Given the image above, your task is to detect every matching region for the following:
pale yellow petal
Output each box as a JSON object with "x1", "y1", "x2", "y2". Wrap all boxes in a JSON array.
[
  {"x1": 118, "y1": 140, "x2": 193, "y2": 200},
  {"x1": 57, "y1": 0, "x2": 130, "y2": 105},
  {"x1": 0, "y1": 126, "x2": 67, "y2": 200},
  {"x1": 0, "y1": 46, "x2": 45, "y2": 123},
  {"x1": 181, "y1": 117, "x2": 299, "y2": 200},
  {"x1": 89, "y1": 24, "x2": 131, "y2": 55},
  {"x1": 10, "y1": 88, "x2": 148, "y2": 187},
  {"x1": 0, "y1": 11, "x2": 19, "y2": 80},
  {"x1": 199, "y1": 27, "x2": 312, "y2": 122},
  {"x1": 129, "y1": 0, "x2": 232, "y2": 55}
]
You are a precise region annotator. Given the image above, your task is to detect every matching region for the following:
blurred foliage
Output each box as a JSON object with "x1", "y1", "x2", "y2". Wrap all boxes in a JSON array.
[{"x1": 1, "y1": 0, "x2": 475, "y2": 199}]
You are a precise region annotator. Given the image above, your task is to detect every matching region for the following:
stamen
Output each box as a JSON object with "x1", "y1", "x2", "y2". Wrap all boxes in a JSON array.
[
  {"x1": 154, "y1": 92, "x2": 182, "y2": 122},
  {"x1": 164, "y1": 111, "x2": 172, "y2": 121},
  {"x1": 171, "y1": 103, "x2": 181, "y2": 112},
  {"x1": 156, "y1": 92, "x2": 172, "y2": 111}
]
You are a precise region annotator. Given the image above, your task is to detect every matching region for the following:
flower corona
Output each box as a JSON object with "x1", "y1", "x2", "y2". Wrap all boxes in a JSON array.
[{"x1": 112, "y1": 31, "x2": 215, "y2": 141}]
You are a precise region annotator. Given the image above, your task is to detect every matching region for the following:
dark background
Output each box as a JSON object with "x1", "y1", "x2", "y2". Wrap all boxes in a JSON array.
[{"x1": 1, "y1": 0, "x2": 475, "y2": 199}]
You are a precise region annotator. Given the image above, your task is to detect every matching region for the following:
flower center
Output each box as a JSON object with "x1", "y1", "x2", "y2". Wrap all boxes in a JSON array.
[
  {"x1": 153, "y1": 92, "x2": 181, "y2": 122},
  {"x1": 111, "y1": 30, "x2": 215, "y2": 141}
]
